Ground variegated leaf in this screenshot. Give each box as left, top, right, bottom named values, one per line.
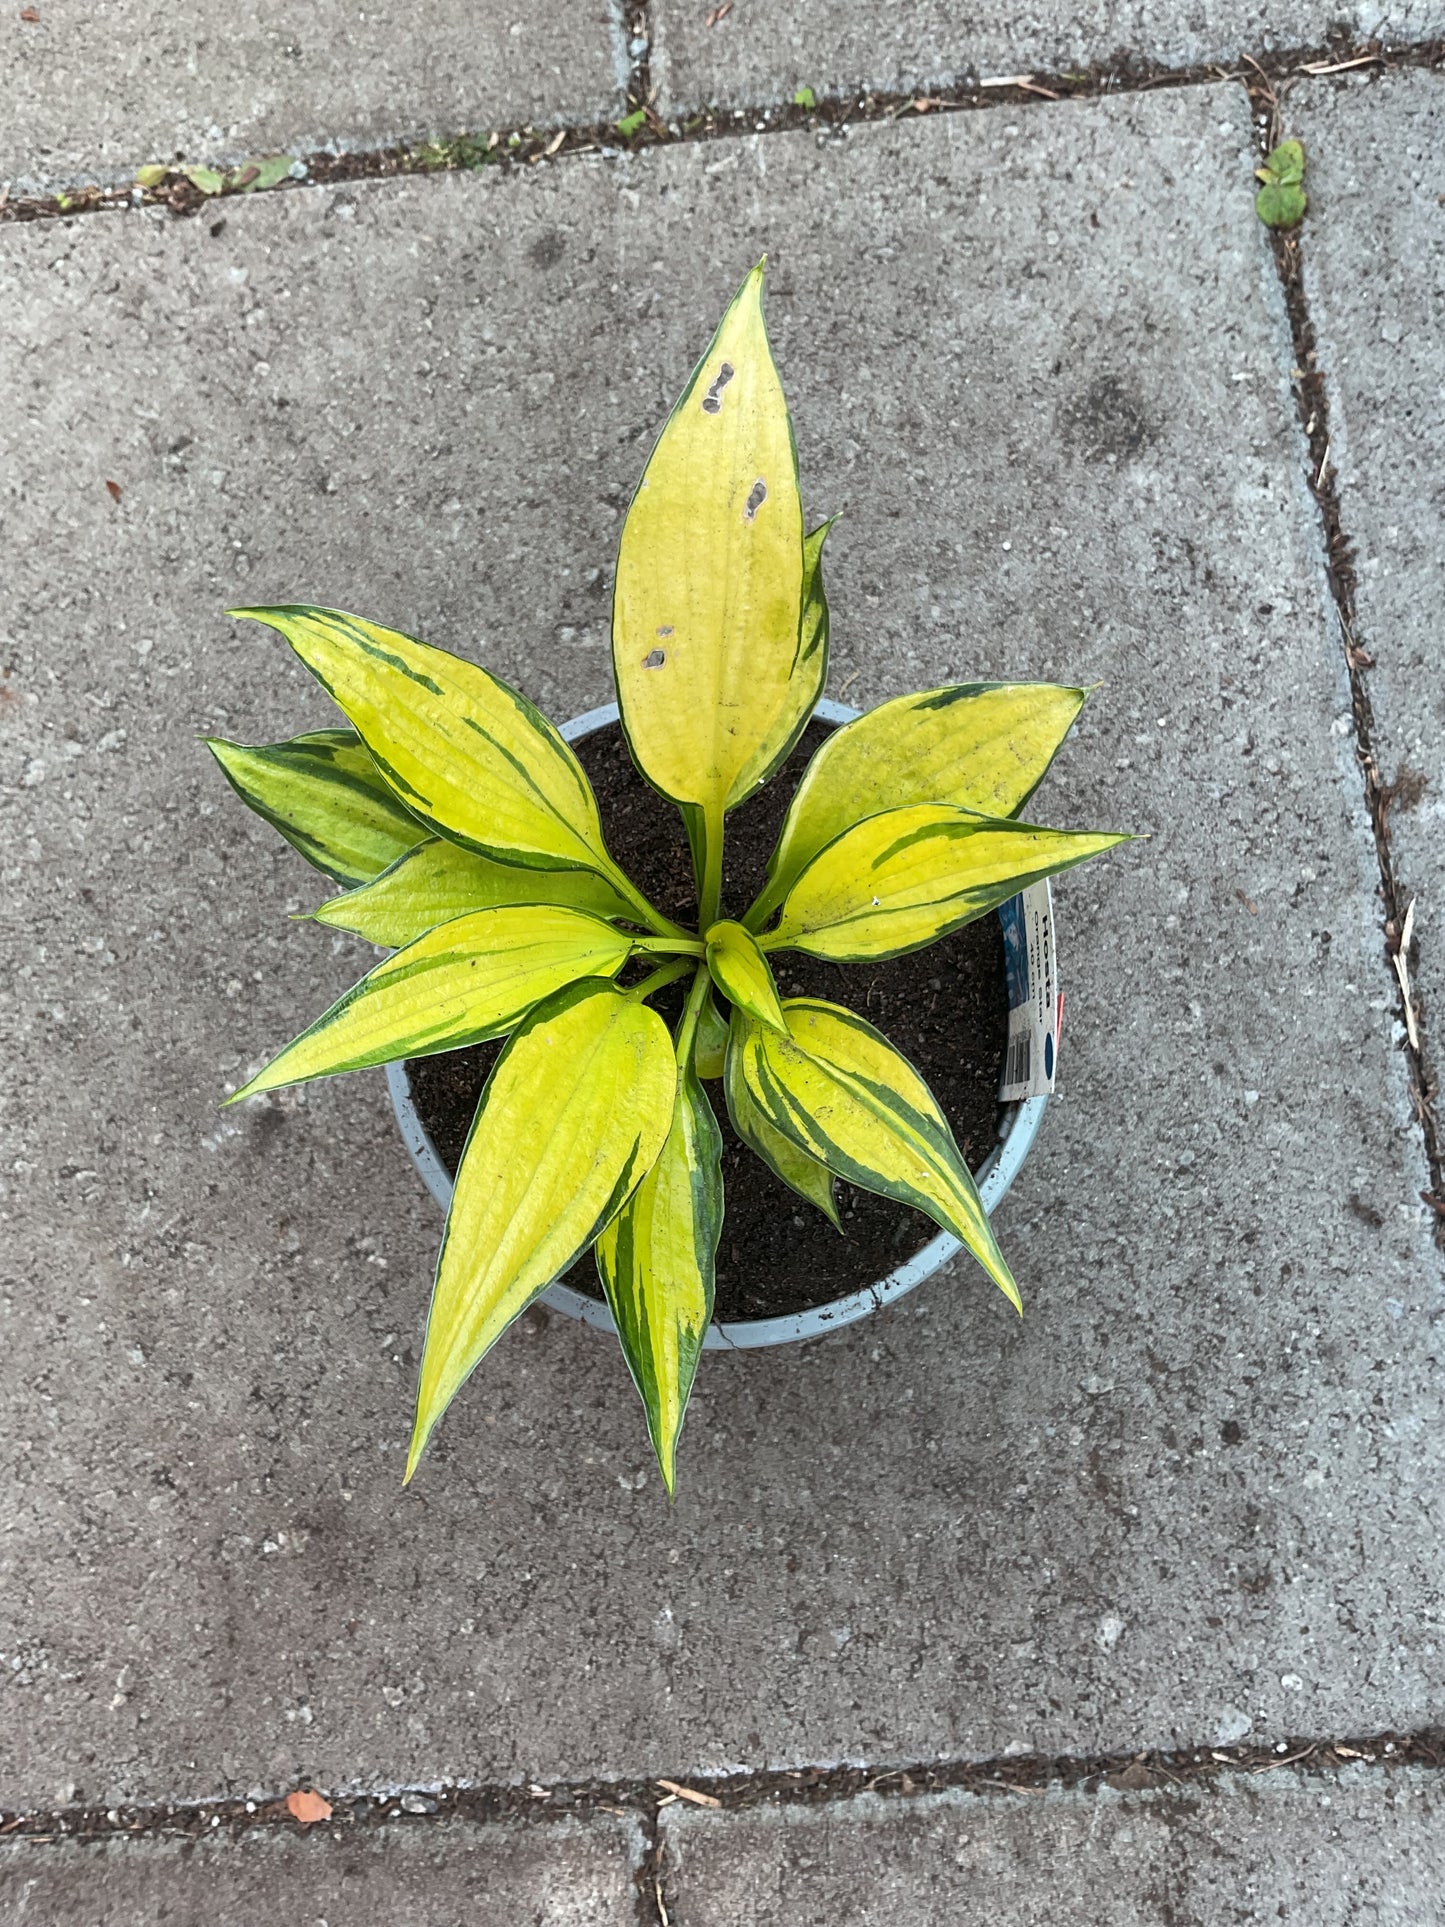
left=311, top=837, right=637, bottom=948
left=724, top=1020, right=840, bottom=1228
left=206, top=729, right=426, bottom=886
left=730, top=997, right=1019, bottom=1310
left=230, top=906, right=634, bottom=1100
left=765, top=804, right=1128, bottom=961
left=407, top=981, right=676, bottom=1477
left=231, top=605, right=626, bottom=882
left=595, top=1060, right=722, bottom=1495
left=748, top=682, right=1087, bottom=928
left=704, top=919, right=787, bottom=1031
left=612, top=263, right=804, bottom=826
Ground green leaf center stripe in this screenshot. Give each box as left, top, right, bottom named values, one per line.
left=460, top=711, right=585, bottom=821
left=347, top=625, right=444, bottom=696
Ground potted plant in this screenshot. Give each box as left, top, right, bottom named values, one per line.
left=210, top=263, right=1127, bottom=1493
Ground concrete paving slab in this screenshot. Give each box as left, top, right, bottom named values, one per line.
left=1295, top=69, right=1445, bottom=1118
left=660, top=1771, right=1445, bottom=1924
left=1, top=88, right=1440, bottom=1810
left=652, top=2, right=1445, bottom=119
left=1, top=1, right=627, bottom=194
left=0, top=1816, right=641, bottom=1925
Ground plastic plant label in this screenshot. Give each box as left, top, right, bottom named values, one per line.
left=999, top=882, right=1061, bottom=1100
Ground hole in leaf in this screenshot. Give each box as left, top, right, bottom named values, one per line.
left=701, top=362, right=735, bottom=414
left=642, top=648, right=666, bottom=669
left=744, top=478, right=767, bottom=520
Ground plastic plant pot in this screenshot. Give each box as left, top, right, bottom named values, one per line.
left=386, top=699, right=1052, bottom=1350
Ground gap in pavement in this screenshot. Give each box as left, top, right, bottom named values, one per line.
left=2, top=1729, right=1441, bottom=1846
left=1238, top=61, right=1445, bottom=1237
left=2, top=38, right=1441, bottom=225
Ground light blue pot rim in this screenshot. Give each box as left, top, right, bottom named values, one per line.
left=386, top=698, right=1049, bottom=1351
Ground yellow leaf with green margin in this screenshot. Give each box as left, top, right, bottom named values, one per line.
left=767, top=804, right=1129, bottom=961
left=230, top=605, right=637, bottom=887
left=727, top=517, right=835, bottom=806
left=311, top=836, right=636, bottom=947
left=206, top=729, right=427, bottom=886
left=612, top=262, right=804, bottom=822
left=704, top=919, right=787, bottom=1030
left=747, top=682, right=1087, bottom=929
left=730, top=997, right=1019, bottom=1310
left=407, top=982, right=676, bottom=1477
left=724, top=1020, right=840, bottom=1228
left=230, top=906, right=634, bottom=1100
left=595, top=1058, right=722, bottom=1494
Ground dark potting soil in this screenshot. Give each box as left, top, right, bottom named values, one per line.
left=405, top=718, right=1010, bottom=1323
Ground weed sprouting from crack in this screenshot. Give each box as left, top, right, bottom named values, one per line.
left=3, top=37, right=1441, bottom=225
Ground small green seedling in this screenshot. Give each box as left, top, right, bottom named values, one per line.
left=792, top=85, right=817, bottom=109
left=616, top=107, right=648, bottom=138
left=1256, top=139, right=1307, bottom=230
left=210, top=264, right=1129, bottom=1493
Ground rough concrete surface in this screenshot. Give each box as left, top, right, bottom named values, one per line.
left=1297, top=68, right=1445, bottom=1122
left=660, top=1771, right=1445, bottom=1924
left=0, top=1815, right=642, bottom=1925
left=0, top=1, right=627, bottom=193
left=2, top=89, right=1441, bottom=1810
left=651, top=1, right=1445, bottom=117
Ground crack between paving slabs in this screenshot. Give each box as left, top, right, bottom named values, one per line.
left=1239, top=64, right=1445, bottom=1243
left=1, top=1729, right=1441, bottom=1855
left=2, top=38, right=1442, bottom=224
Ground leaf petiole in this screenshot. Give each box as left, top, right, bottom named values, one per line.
left=698, top=800, right=726, bottom=930
left=626, top=960, right=693, bottom=1005
left=674, top=962, right=712, bottom=1068
left=632, top=935, right=707, bottom=958
left=603, top=863, right=692, bottom=940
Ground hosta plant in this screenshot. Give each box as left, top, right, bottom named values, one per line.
left=212, top=263, right=1127, bottom=1493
